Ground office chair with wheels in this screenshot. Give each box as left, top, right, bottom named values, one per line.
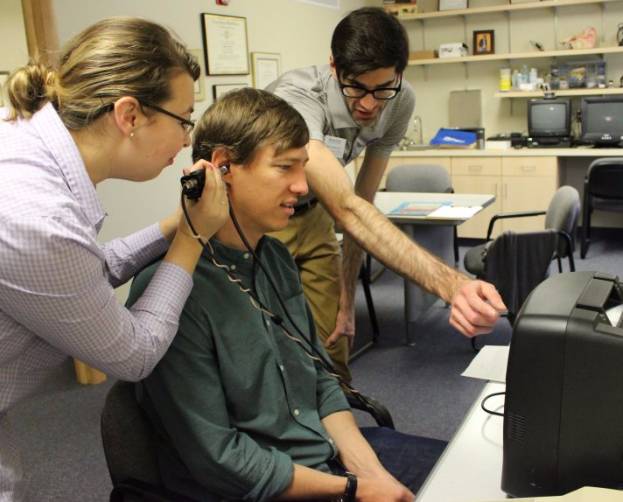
left=102, top=381, right=394, bottom=502
left=464, top=185, right=579, bottom=324
left=580, top=157, right=623, bottom=259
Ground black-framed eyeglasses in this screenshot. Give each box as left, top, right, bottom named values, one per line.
left=139, top=101, right=195, bottom=134
left=338, top=75, right=402, bottom=101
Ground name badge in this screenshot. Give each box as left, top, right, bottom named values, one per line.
left=323, top=135, right=347, bottom=160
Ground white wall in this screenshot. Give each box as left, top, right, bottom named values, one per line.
left=50, top=0, right=373, bottom=299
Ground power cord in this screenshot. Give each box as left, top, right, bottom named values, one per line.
left=480, top=391, right=505, bottom=417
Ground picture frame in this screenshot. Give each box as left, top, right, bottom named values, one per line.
left=439, top=0, right=467, bottom=11
left=212, top=83, right=247, bottom=101
left=189, top=49, right=206, bottom=102
left=201, top=13, right=249, bottom=75
left=0, top=71, right=9, bottom=107
left=251, top=52, right=281, bottom=90
left=473, top=30, right=495, bottom=55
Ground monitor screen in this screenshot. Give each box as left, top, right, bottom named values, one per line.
left=528, top=99, right=571, bottom=138
left=581, top=97, right=623, bottom=146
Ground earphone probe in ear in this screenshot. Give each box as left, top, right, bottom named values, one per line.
left=180, top=164, right=229, bottom=200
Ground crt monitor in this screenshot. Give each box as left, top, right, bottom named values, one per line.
left=527, top=98, right=571, bottom=139
left=581, top=96, right=623, bottom=147
left=502, top=271, right=623, bottom=497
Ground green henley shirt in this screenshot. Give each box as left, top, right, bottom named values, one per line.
left=128, top=236, right=350, bottom=501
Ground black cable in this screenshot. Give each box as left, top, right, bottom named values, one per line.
left=181, top=193, right=370, bottom=408
left=229, top=205, right=339, bottom=370
left=481, top=391, right=505, bottom=417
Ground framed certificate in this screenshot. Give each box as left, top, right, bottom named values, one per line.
left=212, top=83, right=247, bottom=101
left=201, top=13, right=249, bottom=75
left=189, top=50, right=206, bottom=102
left=251, top=52, right=281, bottom=90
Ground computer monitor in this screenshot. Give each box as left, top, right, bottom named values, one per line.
left=527, top=98, right=571, bottom=141
left=581, top=96, right=623, bottom=147
left=502, top=271, right=623, bottom=497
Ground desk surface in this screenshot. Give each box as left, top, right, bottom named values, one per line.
left=417, top=382, right=506, bottom=502
left=375, top=192, right=495, bottom=225
left=391, top=147, right=623, bottom=158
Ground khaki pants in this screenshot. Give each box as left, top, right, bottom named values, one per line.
left=269, top=203, right=351, bottom=382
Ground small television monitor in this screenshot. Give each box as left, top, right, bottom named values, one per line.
left=581, top=96, right=623, bottom=147
left=502, top=271, right=623, bottom=497
left=527, top=98, right=571, bottom=140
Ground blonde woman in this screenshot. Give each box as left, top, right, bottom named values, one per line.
left=0, top=18, right=228, bottom=499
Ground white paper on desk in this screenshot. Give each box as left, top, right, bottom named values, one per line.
left=428, top=205, right=481, bottom=219
left=461, top=345, right=509, bottom=383
left=474, top=486, right=623, bottom=502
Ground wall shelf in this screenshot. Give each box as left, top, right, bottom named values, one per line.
left=495, top=87, right=623, bottom=97
left=408, top=46, right=623, bottom=66
left=398, top=0, right=622, bottom=21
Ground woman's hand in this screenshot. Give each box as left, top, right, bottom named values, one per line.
left=179, top=160, right=229, bottom=240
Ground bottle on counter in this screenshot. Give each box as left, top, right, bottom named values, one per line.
left=499, top=68, right=511, bottom=91
left=511, top=69, right=520, bottom=90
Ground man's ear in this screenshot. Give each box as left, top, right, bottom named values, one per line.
left=112, top=97, right=142, bottom=137
left=329, top=55, right=338, bottom=80
left=211, top=147, right=232, bottom=181
left=211, top=147, right=230, bottom=167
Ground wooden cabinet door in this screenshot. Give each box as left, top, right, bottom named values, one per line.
left=501, top=157, right=558, bottom=233
left=452, top=175, right=502, bottom=239
left=451, top=157, right=502, bottom=239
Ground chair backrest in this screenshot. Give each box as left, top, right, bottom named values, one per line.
left=544, top=185, right=580, bottom=256
left=101, top=381, right=162, bottom=487
left=585, top=158, right=623, bottom=199
left=385, top=164, right=452, bottom=193
left=483, top=229, right=560, bottom=318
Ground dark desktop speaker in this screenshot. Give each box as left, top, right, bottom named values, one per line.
left=502, top=271, right=623, bottom=497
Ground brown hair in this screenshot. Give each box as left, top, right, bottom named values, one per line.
left=5, top=17, right=199, bottom=129
left=192, top=88, right=309, bottom=164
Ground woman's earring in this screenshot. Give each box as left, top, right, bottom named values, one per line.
left=129, top=131, right=135, bottom=139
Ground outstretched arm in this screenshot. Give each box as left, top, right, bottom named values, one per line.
left=306, top=140, right=505, bottom=337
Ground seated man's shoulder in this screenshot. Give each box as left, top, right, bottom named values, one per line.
left=127, top=258, right=162, bottom=306
left=263, top=236, right=296, bottom=266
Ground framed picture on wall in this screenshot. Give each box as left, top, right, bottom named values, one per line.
left=251, top=52, right=281, bottom=90
left=0, top=71, right=9, bottom=107
left=189, top=50, right=206, bottom=102
left=201, top=13, right=249, bottom=75
left=212, top=83, right=247, bottom=101
left=439, top=0, right=467, bottom=11
left=473, top=30, right=495, bottom=55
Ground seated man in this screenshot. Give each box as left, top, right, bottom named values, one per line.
left=129, top=88, right=446, bottom=502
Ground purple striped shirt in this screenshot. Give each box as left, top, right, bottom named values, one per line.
left=0, top=103, right=193, bottom=498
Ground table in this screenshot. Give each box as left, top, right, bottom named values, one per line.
left=376, top=148, right=623, bottom=235
left=374, top=192, right=495, bottom=344
left=417, top=382, right=507, bottom=502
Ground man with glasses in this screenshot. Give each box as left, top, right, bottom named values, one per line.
left=267, top=7, right=505, bottom=382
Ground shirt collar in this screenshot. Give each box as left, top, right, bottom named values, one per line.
left=203, top=237, right=267, bottom=277
left=31, top=103, right=106, bottom=230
